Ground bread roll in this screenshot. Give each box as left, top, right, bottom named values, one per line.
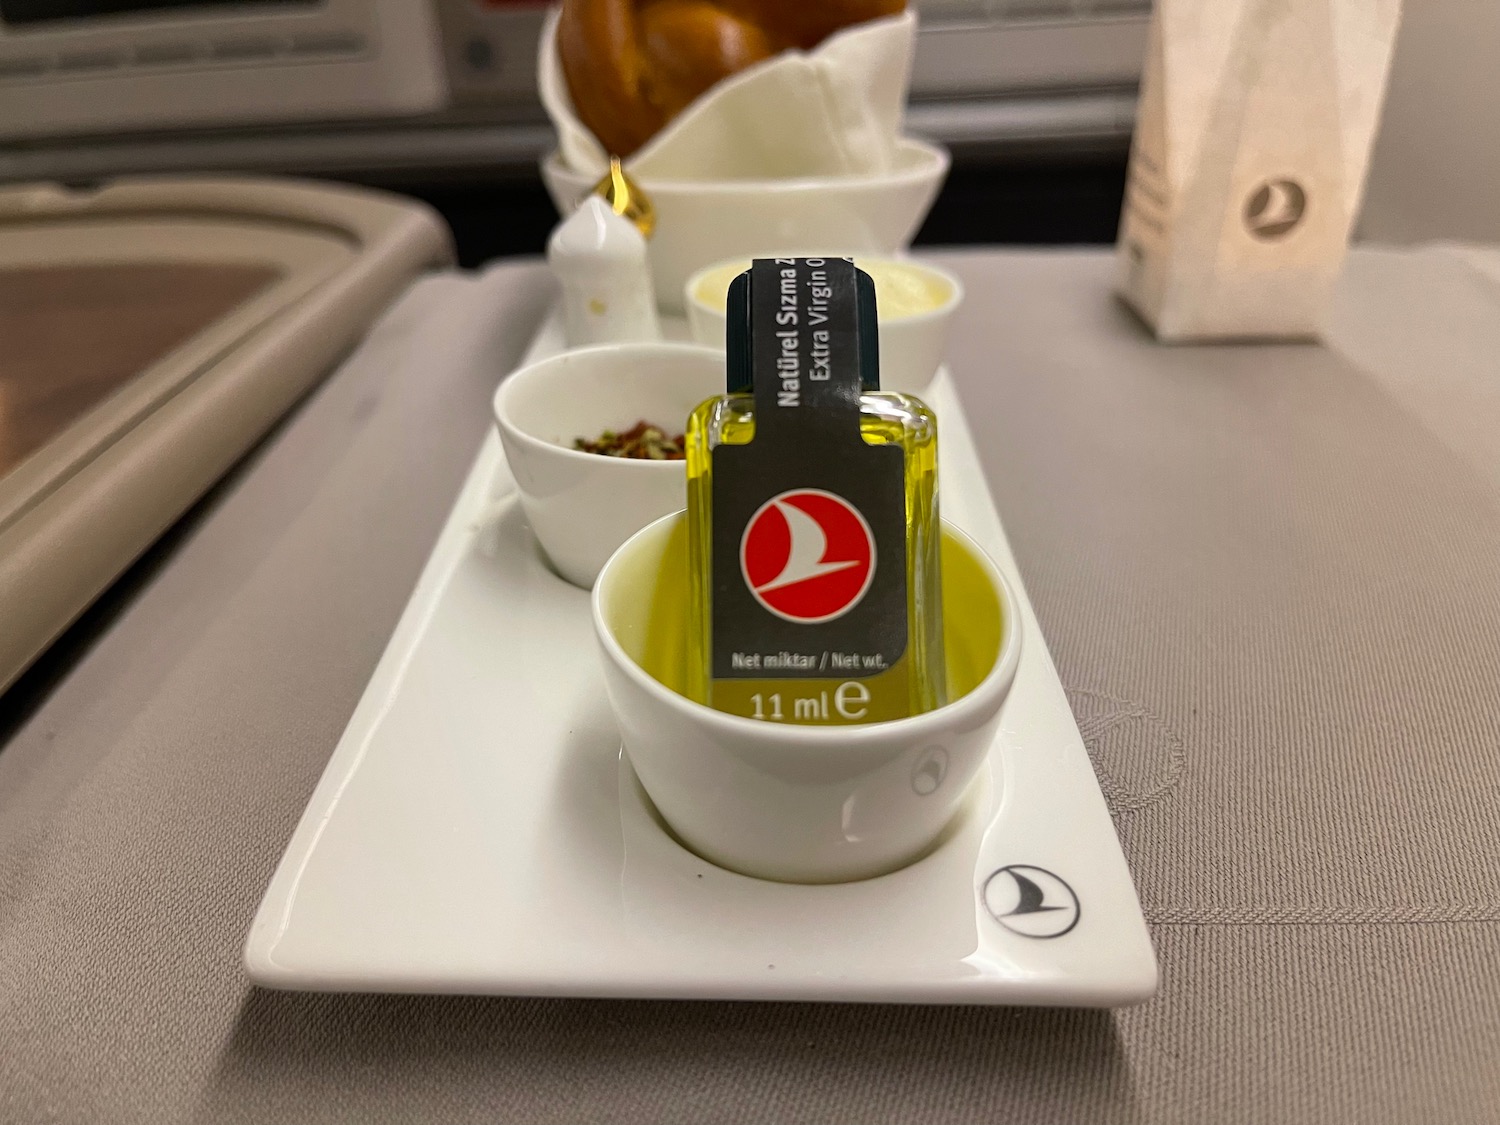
left=559, top=0, right=905, bottom=158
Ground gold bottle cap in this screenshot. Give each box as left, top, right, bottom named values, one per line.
left=591, top=157, right=656, bottom=240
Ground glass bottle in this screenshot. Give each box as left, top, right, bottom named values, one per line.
left=684, top=258, right=945, bottom=724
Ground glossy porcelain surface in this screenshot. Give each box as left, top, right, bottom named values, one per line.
left=540, top=140, right=950, bottom=313
left=594, top=513, right=1020, bottom=883
left=492, top=341, right=721, bottom=588
left=245, top=315, right=1157, bottom=1006
left=684, top=255, right=964, bottom=395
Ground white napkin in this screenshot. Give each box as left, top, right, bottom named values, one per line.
left=538, top=7, right=916, bottom=182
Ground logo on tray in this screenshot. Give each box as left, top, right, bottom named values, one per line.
left=1244, top=178, right=1307, bottom=239
left=982, top=865, right=1081, bottom=939
left=740, top=489, right=875, bottom=624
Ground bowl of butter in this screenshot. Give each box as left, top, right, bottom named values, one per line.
left=684, top=255, right=963, bottom=396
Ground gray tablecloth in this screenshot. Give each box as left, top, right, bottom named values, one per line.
left=2, top=249, right=1498, bottom=1125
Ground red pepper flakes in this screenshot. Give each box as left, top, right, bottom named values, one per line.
left=574, top=420, right=687, bottom=460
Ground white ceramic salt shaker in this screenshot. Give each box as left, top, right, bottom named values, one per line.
left=547, top=195, right=660, bottom=347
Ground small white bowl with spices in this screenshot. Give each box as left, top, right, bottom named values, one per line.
left=493, top=342, right=722, bottom=588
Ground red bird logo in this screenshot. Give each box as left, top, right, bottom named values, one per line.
left=740, top=489, right=875, bottom=623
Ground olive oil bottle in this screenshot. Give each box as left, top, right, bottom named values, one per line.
left=684, top=258, right=945, bottom=724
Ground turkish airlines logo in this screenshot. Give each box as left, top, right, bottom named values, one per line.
left=982, top=866, right=1080, bottom=939
left=1244, top=178, right=1307, bottom=240
left=740, top=489, right=875, bottom=624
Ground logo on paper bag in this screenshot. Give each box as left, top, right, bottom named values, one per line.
left=740, top=489, right=875, bottom=624
left=1244, top=178, right=1307, bottom=240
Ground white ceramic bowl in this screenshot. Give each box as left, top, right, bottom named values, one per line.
left=540, top=139, right=950, bottom=314
left=493, top=343, right=722, bottom=588
left=683, top=255, right=964, bottom=396
left=593, top=510, right=1023, bottom=884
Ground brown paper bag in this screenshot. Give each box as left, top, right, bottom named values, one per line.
left=1117, top=0, right=1402, bottom=341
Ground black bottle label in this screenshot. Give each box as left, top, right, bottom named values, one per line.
left=710, top=258, right=908, bottom=719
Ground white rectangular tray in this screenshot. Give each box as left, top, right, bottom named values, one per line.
left=245, top=315, right=1157, bottom=1005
